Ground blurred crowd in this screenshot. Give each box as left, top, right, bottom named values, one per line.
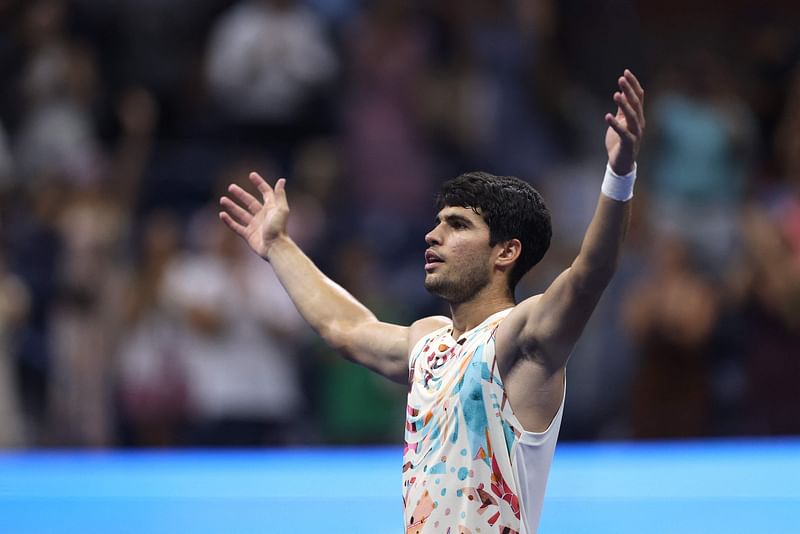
left=0, top=0, right=799, bottom=448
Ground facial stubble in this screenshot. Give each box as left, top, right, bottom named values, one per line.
left=424, top=258, right=492, bottom=304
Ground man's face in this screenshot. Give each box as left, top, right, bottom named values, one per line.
left=423, top=206, right=494, bottom=303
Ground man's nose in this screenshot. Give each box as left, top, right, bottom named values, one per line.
left=425, top=226, right=441, bottom=246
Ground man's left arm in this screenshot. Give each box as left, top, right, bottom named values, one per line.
left=497, top=70, right=645, bottom=372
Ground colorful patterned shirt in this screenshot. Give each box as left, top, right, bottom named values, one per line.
left=403, top=309, right=564, bottom=534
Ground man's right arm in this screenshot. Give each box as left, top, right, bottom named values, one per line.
left=265, top=234, right=411, bottom=382
left=219, top=173, right=443, bottom=383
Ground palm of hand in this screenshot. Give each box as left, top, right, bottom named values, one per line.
left=605, top=109, right=637, bottom=174
left=219, top=174, right=290, bottom=259
left=604, top=70, right=645, bottom=175
left=250, top=194, right=286, bottom=251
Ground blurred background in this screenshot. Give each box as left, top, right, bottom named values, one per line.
left=0, top=0, right=799, bottom=452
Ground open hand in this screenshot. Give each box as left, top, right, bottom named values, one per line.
left=605, top=69, right=645, bottom=175
left=219, top=173, right=289, bottom=259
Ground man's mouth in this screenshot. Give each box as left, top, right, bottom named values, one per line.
left=424, top=250, right=444, bottom=271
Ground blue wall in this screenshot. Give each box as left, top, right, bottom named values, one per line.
left=1, top=439, right=798, bottom=533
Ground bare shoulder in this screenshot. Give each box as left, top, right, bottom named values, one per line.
left=408, top=315, right=451, bottom=354
left=496, top=294, right=543, bottom=338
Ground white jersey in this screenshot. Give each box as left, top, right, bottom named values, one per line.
left=403, top=309, right=564, bottom=533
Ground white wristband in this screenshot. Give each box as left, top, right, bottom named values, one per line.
left=601, top=163, right=636, bottom=202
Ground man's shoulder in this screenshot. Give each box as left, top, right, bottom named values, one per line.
left=407, top=315, right=451, bottom=355
left=505, top=293, right=544, bottom=319
left=409, top=315, right=450, bottom=338
left=493, top=294, right=545, bottom=355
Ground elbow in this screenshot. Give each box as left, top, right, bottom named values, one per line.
left=320, top=320, right=370, bottom=360
left=319, top=322, right=350, bottom=353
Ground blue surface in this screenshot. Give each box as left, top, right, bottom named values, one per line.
left=0, top=439, right=798, bottom=533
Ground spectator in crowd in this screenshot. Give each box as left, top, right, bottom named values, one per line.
left=48, top=184, right=128, bottom=446
left=158, top=200, right=309, bottom=446
left=1, top=0, right=800, bottom=450
left=115, top=211, right=188, bottom=447
left=734, top=67, right=800, bottom=435
left=71, top=0, right=220, bottom=133
left=623, top=237, right=718, bottom=438
left=0, top=251, right=29, bottom=447
left=315, top=237, right=410, bottom=444
left=14, top=0, right=104, bottom=185
left=343, top=0, right=433, bottom=224
left=5, top=182, right=64, bottom=446
left=738, top=207, right=800, bottom=435
left=646, top=51, right=757, bottom=278
left=206, top=0, right=338, bottom=156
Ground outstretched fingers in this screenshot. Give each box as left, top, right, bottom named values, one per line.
left=620, top=76, right=645, bottom=128
left=614, top=91, right=641, bottom=136
left=605, top=69, right=645, bottom=174
left=624, top=69, right=645, bottom=106
left=220, top=195, right=253, bottom=226
left=227, top=183, right=263, bottom=214
left=248, top=172, right=274, bottom=201
left=622, top=70, right=646, bottom=133
left=219, top=210, right=248, bottom=237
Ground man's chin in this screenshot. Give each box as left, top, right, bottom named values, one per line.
left=423, top=275, right=443, bottom=296
left=425, top=276, right=459, bottom=302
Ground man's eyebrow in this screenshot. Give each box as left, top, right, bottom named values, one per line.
left=435, top=213, right=473, bottom=226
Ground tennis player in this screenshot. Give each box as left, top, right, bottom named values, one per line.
left=219, top=69, right=645, bottom=533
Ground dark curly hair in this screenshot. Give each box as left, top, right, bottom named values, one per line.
left=436, top=171, right=552, bottom=290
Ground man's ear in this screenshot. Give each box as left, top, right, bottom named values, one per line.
left=495, top=239, right=522, bottom=270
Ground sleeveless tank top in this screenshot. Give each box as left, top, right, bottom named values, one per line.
left=403, top=308, right=564, bottom=534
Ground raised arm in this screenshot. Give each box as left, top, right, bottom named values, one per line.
left=498, top=69, right=645, bottom=372
left=219, top=174, right=433, bottom=383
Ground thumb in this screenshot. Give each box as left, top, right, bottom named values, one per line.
left=275, top=178, right=288, bottom=205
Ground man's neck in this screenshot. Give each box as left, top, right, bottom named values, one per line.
left=448, top=288, right=515, bottom=339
